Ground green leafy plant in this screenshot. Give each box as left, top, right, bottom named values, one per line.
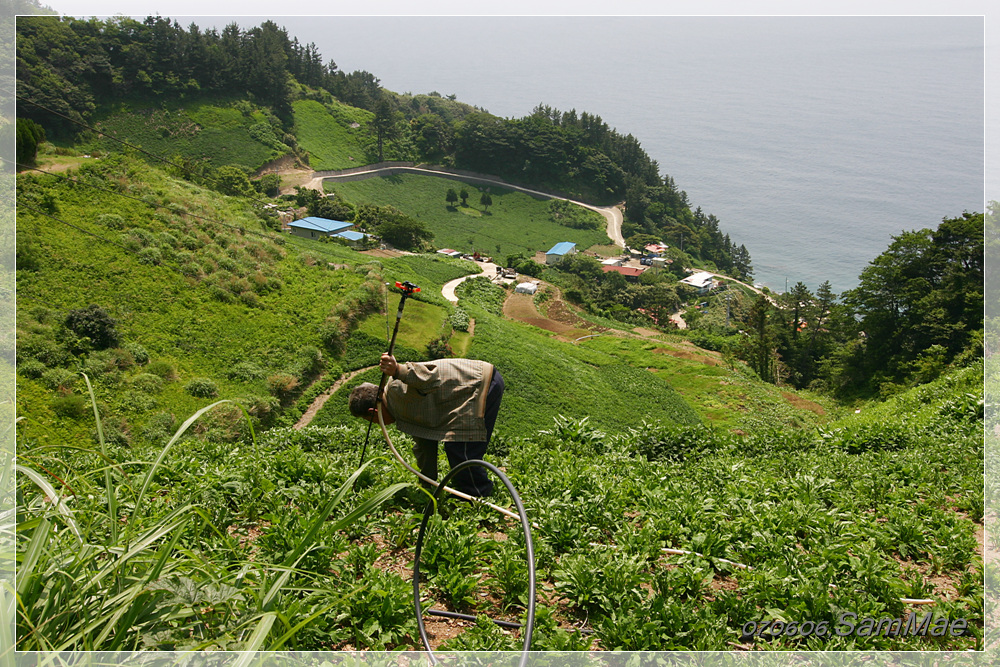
left=15, top=378, right=410, bottom=651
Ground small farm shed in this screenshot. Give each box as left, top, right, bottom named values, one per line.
left=437, top=248, right=463, bottom=258
left=333, top=230, right=368, bottom=247
left=679, top=271, right=717, bottom=295
left=515, top=282, right=539, bottom=294
left=545, top=242, right=578, bottom=265
left=288, top=217, right=354, bottom=240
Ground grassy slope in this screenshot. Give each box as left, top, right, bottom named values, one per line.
left=327, top=173, right=609, bottom=257
left=17, top=90, right=853, bottom=446
left=15, top=156, right=723, bottom=450
left=577, top=333, right=837, bottom=431
left=16, top=160, right=368, bottom=441
left=292, top=98, right=373, bottom=170
left=312, top=285, right=703, bottom=436
left=86, top=98, right=283, bottom=170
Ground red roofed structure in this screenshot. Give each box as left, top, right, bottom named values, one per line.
left=602, top=265, right=646, bottom=279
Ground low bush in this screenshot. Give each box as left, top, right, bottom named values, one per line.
left=267, top=373, right=299, bottom=399
left=146, top=359, right=178, bottom=380
left=64, top=304, right=120, bottom=351
left=226, top=361, right=267, bottom=382
left=50, top=393, right=89, bottom=419
left=449, top=307, right=470, bottom=332
left=129, top=373, right=164, bottom=394
left=184, top=377, right=218, bottom=398
left=17, top=359, right=46, bottom=379
left=41, top=367, right=76, bottom=391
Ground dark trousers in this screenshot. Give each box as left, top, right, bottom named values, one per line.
left=412, top=369, right=504, bottom=497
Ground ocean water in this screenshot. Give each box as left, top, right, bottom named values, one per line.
left=202, top=15, right=984, bottom=294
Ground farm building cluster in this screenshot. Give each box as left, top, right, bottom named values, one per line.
left=286, top=217, right=370, bottom=247
left=287, top=223, right=721, bottom=297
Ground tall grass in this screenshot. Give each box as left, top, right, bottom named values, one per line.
left=14, top=375, right=408, bottom=651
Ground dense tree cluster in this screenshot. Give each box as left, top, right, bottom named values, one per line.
left=352, top=204, right=433, bottom=251
left=15, top=15, right=383, bottom=134
left=689, top=212, right=984, bottom=399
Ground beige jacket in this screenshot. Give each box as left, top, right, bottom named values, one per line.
left=385, top=358, right=495, bottom=443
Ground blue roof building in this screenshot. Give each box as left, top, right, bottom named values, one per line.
left=288, top=217, right=354, bottom=239
left=545, top=241, right=578, bottom=265
left=333, top=230, right=369, bottom=247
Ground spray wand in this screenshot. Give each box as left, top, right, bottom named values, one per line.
left=357, top=280, right=420, bottom=471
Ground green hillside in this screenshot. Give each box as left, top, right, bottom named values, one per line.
left=84, top=97, right=290, bottom=171
left=14, top=154, right=717, bottom=452
left=12, top=13, right=985, bottom=654
left=14, top=97, right=984, bottom=657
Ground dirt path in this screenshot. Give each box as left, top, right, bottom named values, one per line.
left=293, top=366, right=374, bottom=430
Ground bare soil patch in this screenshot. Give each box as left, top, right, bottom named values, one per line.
left=780, top=392, right=826, bottom=416
left=543, top=297, right=602, bottom=333
left=362, top=248, right=407, bottom=259
left=631, top=326, right=666, bottom=338
left=503, top=291, right=594, bottom=341
left=652, top=346, right=724, bottom=367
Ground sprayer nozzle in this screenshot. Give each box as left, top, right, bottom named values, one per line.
left=395, top=281, right=421, bottom=294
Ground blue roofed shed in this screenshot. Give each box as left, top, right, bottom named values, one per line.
left=333, top=230, right=369, bottom=247
left=288, top=217, right=354, bottom=240
left=545, top=241, right=578, bottom=265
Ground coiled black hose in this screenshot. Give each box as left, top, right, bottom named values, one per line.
left=412, top=459, right=536, bottom=666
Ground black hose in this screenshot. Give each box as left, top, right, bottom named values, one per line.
left=412, top=459, right=536, bottom=666
left=427, top=608, right=523, bottom=630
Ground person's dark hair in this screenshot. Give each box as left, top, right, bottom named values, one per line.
left=349, top=382, right=379, bottom=417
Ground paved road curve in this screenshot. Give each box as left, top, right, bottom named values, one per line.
left=441, top=260, right=500, bottom=304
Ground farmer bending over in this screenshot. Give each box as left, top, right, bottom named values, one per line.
left=349, top=353, right=504, bottom=497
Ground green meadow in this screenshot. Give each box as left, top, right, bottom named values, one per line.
left=327, top=173, right=609, bottom=257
